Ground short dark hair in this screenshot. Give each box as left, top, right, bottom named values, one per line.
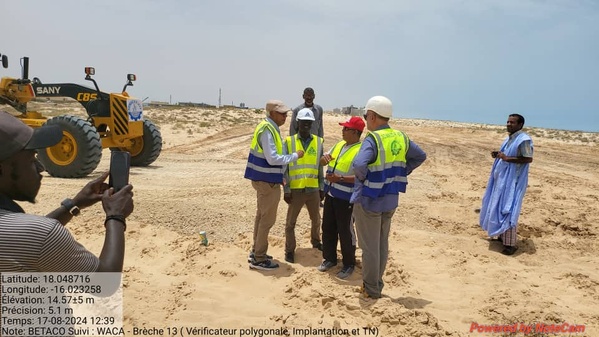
left=303, top=87, right=314, bottom=95
left=509, top=113, right=525, bottom=125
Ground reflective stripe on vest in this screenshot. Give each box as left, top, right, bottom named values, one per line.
left=363, top=128, right=409, bottom=197
left=324, top=140, right=361, bottom=200
left=286, top=134, right=322, bottom=189
left=244, top=120, right=284, bottom=183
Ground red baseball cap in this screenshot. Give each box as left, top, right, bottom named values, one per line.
left=339, top=116, right=365, bottom=132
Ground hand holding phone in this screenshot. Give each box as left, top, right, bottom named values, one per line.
left=109, top=151, right=131, bottom=192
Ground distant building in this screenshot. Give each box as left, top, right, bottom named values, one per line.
left=178, top=102, right=216, bottom=108
left=148, top=101, right=171, bottom=107
left=220, top=103, right=248, bottom=109
left=342, top=105, right=364, bottom=116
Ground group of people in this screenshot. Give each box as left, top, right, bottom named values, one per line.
left=244, top=88, right=534, bottom=299
left=0, top=88, right=533, bottom=301
left=244, top=89, right=430, bottom=299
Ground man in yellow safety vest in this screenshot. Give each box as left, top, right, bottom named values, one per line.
left=283, top=108, right=324, bottom=264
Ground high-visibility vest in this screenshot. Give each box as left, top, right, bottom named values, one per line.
left=244, top=120, right=284, bottom=183
left=286, top=134, right=322, bottom=189
left=324, top=140, right=361, bottom=201
left=362, top=128, right=409, bottom=197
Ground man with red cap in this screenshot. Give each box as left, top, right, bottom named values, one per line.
left=317, top=116, right=365, bottom=279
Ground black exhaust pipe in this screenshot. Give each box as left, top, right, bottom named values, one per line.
left=22, top=57, right=29, bottom=80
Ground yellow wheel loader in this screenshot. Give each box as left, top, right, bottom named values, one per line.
left=0, top=53, right=162, bottom=178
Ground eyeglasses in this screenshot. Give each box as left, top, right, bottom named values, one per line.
left=363, top=113, right=368, bottom=120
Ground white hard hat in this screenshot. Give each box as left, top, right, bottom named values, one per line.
left=365, top=96, right=392, bottom=119
left=296, top=108, right=315, bottom=121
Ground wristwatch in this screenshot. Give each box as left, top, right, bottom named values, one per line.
left=61, top=198, right=81, bottom=216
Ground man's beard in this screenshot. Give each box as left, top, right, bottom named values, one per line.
left=10, top=171, right=37, bottom=204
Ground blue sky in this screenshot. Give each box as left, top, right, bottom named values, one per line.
left=2, top=0, right=598, bottom=131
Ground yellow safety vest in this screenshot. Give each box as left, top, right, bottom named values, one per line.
left=286, top=134, right=322, bottom=189
left=363, top=128, right=409, bottom=197
left=324, top=140, right=361, bottom=200
left=244, top=120, right=284, bottom=183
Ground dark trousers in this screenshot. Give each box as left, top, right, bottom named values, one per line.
left=321, top=194, right=356, bottom=267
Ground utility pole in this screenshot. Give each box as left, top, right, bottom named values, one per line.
left=218, top=88, right=222, bottom=108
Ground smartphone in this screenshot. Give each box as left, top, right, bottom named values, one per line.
left=109, top=151, right=131, bottom=192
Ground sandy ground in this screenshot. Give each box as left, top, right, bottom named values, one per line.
left=23, top=103, right=599, bottom=337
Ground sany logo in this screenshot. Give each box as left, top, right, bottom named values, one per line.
left=35, top=86, right=61, bottom=95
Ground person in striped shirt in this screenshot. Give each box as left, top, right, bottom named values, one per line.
left=0, top=111, right=134, bottom=273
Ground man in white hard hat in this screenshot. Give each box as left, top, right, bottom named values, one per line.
left=244, top=100, right=304, bottom=271
left=351, top=96, right=427, bottom=299
left=283, top=108, right=325, bottom=263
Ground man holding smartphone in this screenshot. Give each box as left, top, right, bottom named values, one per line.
left=0, top=111, right=134, bottom=273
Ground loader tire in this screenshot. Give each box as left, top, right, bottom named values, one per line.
left=112, top=118, right=162, bottom=166
left=38, top=115, right=102, bottom=178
